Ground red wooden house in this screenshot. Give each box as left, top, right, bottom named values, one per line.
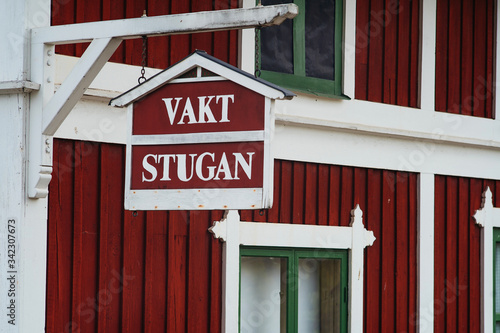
left=1, top=0, right=499, bottom=332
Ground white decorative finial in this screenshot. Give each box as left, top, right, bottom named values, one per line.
left=474, top=187, right=494, bottom=227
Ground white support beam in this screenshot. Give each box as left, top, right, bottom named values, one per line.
left=31, top=4, right=298, bottom=45
left=418, top=173, right=435, bottom=333
left=42, top=37, right=121, bottom=136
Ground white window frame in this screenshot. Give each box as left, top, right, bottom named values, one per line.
left=209, top=206, right=375, bottom=332
left=239, top=0, right=356, bottom=99
left=474, top=187, right=500, bottom=333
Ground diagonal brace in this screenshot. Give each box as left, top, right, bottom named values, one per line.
left=42, top=37, right=122, bottom=136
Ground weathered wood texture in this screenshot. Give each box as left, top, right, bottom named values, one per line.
left=46, top=139, right=418, bottom=333
left=434, top=175, right=500, bottom=332
left=51, top=0, right=239, bottom=67
left=435, top=0, right=495, bottom=118
left=355, top=0, right=420, bottom=108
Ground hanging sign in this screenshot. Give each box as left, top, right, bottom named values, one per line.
left=110, top=51, right=294, bottom=210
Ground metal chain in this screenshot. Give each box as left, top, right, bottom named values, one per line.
left=254, top=28, right=261, bottom=77
left=138, top=35, right=147, bottom=85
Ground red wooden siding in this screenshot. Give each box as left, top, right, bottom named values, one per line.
left=51, top=0, right=239, bottom=68
left=355, top=0, right=420, bottom=108
left=47, top=139, right=418, bottom=333
left=434, top=175, right=500, bottom=332
left=46, top=139, right=224, bottom=333
left=435, top=0, right=495, bottom=118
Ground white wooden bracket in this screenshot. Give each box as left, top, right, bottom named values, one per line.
left=27, top=4, right=298, bottom=198
left=474, top=187, right=500, bottom=333
left=209, top=205, right=376, bottom=333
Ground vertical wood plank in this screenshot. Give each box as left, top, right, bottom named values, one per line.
left=447, top=0, right=462, bottom=114
left=267, top=160, right=281, bottom=223
left=98, top=144, right=125, bottom=333
left=71, top=141, right=84, bottom=332
left=434, top=175, right=446, bottom=332
left=328, top=165, right=341, bottom=226
left=397, top=0, right=411, bottom=107
left=383, top=0, right=397, bottom=105
left=292, top=161, right=305, bottom=224
left=353, top=167, right=367, bottom=213
left=457, top=177, right=469, bottom=332
left=473, top=0, right=487, bottom=118
left=367, top=0, right=385, bottom=103
left=395, top=171, right=409, bottom=332
left=279, top=160, right=293, bottom=223
left=445, top=176, right=458, bottom=332
left=365, top=168, right=382, bottom=332
left=121, top=211, right=145, bottom=332
left=355, top=0, right=370, bottom=101
left=435, top=0, right=449, bottom=112
left=317, top=164, right=330, bottom=226
left=143, top=211, right=168, bottom=333
left=461, top=0, right=473, bottom=116
left=485, top=0, right=495, bottom=119
left=339, top=167, right=353, bottom=227
left=304, top=163, right=318, bottom=225
left=380, top=170, right=396, bottom=332
left=409, top=0, right=420, bottom=108
left=167, top=211, right=188, bottom=333
left=186, top=211, right=211, bottom=333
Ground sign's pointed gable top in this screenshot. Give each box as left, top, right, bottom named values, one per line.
left=110, top=50, right=295, bottom=107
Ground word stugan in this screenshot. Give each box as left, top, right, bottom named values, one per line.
left=142, top=151, right=254, bottom=182
left=131, top=142, right=264, bottom=190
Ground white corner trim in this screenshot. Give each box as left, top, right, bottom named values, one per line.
left=419, top=0, right=437, bottom=111
left=418, top=173, right=435, bottom=333
left=474, top=187, right=500, bottom=333
left=210, top=206, right=375, bottom=333
left=343, top=0, right=356, bottom=99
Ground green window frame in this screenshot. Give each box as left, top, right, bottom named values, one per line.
left=494, top=228, right=500, bottom=331
left=257, top=0, right=346, bottom=99
left=239, top=246, right=348, bottom=333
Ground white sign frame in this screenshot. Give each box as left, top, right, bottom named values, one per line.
left=112, top=51, right=294, bottom=210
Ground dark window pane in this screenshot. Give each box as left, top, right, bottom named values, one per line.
left=305, top=0, right=335, bottom=80
left=261, top=0, right=294, bottom=74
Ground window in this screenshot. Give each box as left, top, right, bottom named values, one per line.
left=257, top=0, right=345, bottom=98
left=494, top=228, right=500, bottom=332
left=240, top=247, right=348, bottom=333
